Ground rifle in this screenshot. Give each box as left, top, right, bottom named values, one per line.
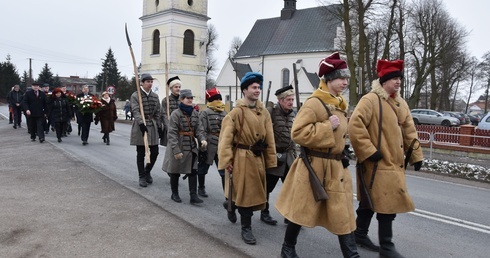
left=404, top=139, right=418, bottom=169
left=300, top=146, right=329, bottom=201
left=265, top=81, right=272, bottom=107
left=125, top=24, right=150, bottom=165
left=356, top=162, right=373, bottom=209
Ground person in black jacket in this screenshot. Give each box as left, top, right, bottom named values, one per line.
left=8, top=85, right=24, bottom=129
left=76, top=85, right=94, bottom=145
left=22, top=82, right=47, bottom=143
left=48, top=88, right=71, bottom=142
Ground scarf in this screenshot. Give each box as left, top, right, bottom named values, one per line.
left=207, top=100, right=225, bottom=112
left=102, top=97, right=110, bottom=103
left=310, top=80, right=347, bottom=110
left=179, top=102, right=194, bottom=117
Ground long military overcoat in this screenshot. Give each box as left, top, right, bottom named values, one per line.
left=348, top=79, right=423, bottom=214
left=275, top=97, right=356, bottom=235
left=218, top=99, right=277, bottom=210
left=162, top=108, right=206, bottom=174
left=129, top=90, right=161, bottom=146
left=199, top=107, right=227, bottom=165
left=266, top=105, right=296, bottom=177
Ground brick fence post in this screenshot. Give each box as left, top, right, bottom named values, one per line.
left=459, top=125, right=475, bottom=146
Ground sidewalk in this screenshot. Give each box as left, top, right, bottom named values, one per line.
left=0, top=121, right=248, bottom=257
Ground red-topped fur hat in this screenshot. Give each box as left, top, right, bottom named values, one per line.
left=205, top=87, right=222, bottom=102
left=318, top=52, right=350, bottom=81
left=377, top=59, right=404, bottom=84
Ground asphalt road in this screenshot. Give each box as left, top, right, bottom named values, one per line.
left=1, top=104, right=489, bottom=257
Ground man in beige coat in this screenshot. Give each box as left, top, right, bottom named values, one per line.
left=275, top=53, right=358, bottom=258
left=218, top=72, right=277, bottom=245
left=348, top=59, right=423, bottom=258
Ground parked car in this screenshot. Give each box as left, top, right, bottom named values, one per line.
left=477, top=112, right=490, bottom=130
left=442, top=111, right=469, bottom=125
left=468, top=114, right=480, bottom=126
left=411, top=109, right=460, bottom=127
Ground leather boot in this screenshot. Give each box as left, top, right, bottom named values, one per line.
left=189, top=175, right=203, bottom=204
left=170, top=175, right=181, bottom=203
left=338, top=232, right=361, bottom=258
left=144, top=165, right=153, bottom=184
left=355, top=208, right=379, bottom=251
left=198, top=174, right=208, bottom=197
left=137, top=159, right=148, bottom=187
left=379, top=218, right=404, bottom=258
left=261, top=211, right=278, bottom=225
left=240, top=215, right=256, bottom=245
left=223, top=200, right=237, bottom=223
left=106, top=134, right=110, bottom=145
left=280, top=222, right=301, bottom=258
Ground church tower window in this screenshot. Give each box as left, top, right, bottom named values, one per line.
left=183, top=29, right=195, bottom=55
left=282, top=68, right=290, bottom=87
left=152, top=30, right=160, bottom=55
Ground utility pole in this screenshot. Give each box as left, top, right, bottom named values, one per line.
left=28, top=58, right=32, bottom=87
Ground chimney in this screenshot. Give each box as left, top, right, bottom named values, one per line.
left=281, top=0, right=297, bottom=20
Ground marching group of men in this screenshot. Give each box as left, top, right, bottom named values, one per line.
left=5, top=52, right=422, bottom=257
left=129, top=53, right=423, bottom=258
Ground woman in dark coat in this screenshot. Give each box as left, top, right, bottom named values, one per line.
left=95, top=91, right=117, bottom=145
left=48, top=88, right=71, bottom=142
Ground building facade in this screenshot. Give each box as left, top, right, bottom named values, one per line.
left=140, top=0, right=209, bottom=104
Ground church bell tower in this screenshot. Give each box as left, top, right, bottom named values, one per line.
left=140, top=0, right=209, bottom=103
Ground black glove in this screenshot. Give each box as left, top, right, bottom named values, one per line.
left=158, top=127, right=164, bottom=138
left=413, top=161, right=422, bottom=171
left=94, top=119, right=99, bottom=125
left=342, top=158, right=350, bottom=168
left=139, top=124, right=148, bottom=136
left=367, top=151, right=383, bottom=162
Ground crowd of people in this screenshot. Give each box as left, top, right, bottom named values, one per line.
left=6, top=53, right=424, bottom=258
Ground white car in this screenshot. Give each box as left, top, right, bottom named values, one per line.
left=477, top=113, right=490, bottom=130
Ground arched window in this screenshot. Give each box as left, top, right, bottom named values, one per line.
left=152, top=30, right=160, bottom=55
left=282, top=68, right=290, bottom=87
left=155, top=0, right=159, bottom=7
left=183, top=30, right=195, bottom=55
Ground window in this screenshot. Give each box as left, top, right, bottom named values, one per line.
left=183, top=30, right=194, bottom=55
left=282, top=68, right=290, bottom=87
left=155, top=0, right=159, bottom=7
left=188, top=0, right=193, bottom=6
left=152, top=30, right=160, bottom=55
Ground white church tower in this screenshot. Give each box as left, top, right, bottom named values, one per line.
left=140, top=0, right=209, bottom=103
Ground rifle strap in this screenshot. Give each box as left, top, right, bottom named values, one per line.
left=368, top=93, right=383, bottom=190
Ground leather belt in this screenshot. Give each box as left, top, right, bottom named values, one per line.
left=305, top=148, right=343, bottom=160
left=235, top=143, right=266, bottom=151
left=179, top=131, right=194, bottom=136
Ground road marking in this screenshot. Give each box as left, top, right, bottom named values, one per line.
left=407, top=174, right=490, bottom=190
left=410, top=209, right=490, bottom=234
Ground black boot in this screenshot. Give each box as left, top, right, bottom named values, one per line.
left=198, top=174, right=208, bottom=197
left=261, top=211, right=278, bottom=225
left=106, top=134, right=110, bottom=145
left=280, top=222, right=301, bottom=258
left=189, top=175, right=203, bottom=204
left=338, top=232, right=360, bottom=258
left=240, top=215, right=256, bottom=245
left=144, top=165, right=154, bottom=184
left=137, top=159, right=148, bottom=187
left=170, top=175, right=181, bottom=203
left=379, top=216, right=404, bottom=258
left=355, top=208, right=379, bottom=252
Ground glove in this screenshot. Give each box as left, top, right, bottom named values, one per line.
left=413, top=161, right=422, bottom=171
left=200, top=140, right=208, bottom=150
left=367, top=151, right=383, bottom=162
left=328, top=115, right=340, bottom=130
left=158, top=127, right=164, bottom=138
left=94, top=119, right=99, bottom=125
left=342, top=158, right=350, bottom=168
left=139, top=124, right=148, bottom=136
left=174, top=153, right=183, bottom=160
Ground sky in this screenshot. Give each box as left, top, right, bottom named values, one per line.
left=0, top=0, right=488, bottom=88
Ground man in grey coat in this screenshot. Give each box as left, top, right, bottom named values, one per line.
left=130, top=74, right=163, bottom=187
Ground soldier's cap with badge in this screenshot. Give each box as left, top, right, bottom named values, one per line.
left=205, top=87, right=222, bottom=102
left=240, top=72, right=263, bottom=91
left=167, top=76, right=182, bottom=88
left=140, top=73, right=154, bottom=82
left=180, top=89, right=194, bottom=99
left=377, top=59, right=404, bottom=84
left=318, top=52, right=350, bottom=82
left=275, top=85, right=294, bottom=99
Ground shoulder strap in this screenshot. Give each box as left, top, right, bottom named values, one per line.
left=308, top=96, right=333, bottom=117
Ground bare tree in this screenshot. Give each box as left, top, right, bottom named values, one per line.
left=228, top=36, right=242, bottom=59
left=464, top=57, right=481, bottom=113
left=206, top=23, right=219, bottom=83
left=478, top=52, right=490, bottom=113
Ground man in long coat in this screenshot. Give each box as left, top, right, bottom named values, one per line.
left=76, top=85, right=94, bottom=145
left=130, top=74, right=163, bottom=187
left=262, top=85, right=296, bottom=226
left=348, top=59, right=423, bottom=258
left=218, top=72, right=276, bottom=245
left=275, top=53, right=358, bottom=258
left=23, top=82, right=47, bottom=143
left=160, top=76, right=181, bottom=146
